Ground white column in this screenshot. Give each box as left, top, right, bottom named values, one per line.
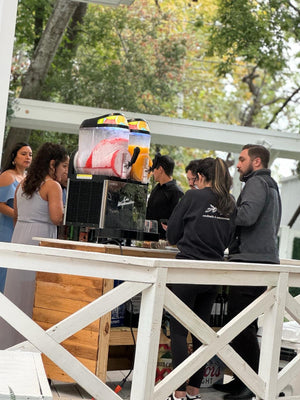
left=0, top=0, right=18, bottom=165
left=231, top=153, right=242, bottom=200
left=279, top=225, right=294, bottom=259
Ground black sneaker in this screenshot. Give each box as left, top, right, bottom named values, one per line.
left=223, top=387, right=254, bottom=400
left=213, top=379, right=245, bottom=394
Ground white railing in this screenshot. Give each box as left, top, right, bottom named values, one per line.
left=1, top=241, right=300, bottom=400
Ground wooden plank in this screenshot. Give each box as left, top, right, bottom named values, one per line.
left=109, top=327, right=170, bottom=346
left=42, top=355, right=96, bottom=383
left=36, top=271, right=104, bottom=289
left=33, top=320, right=99, bottom=361
left=96, top=279, right=114, bottom=382
left=32, top=308, right=100, bottom=332
left=34, top=293, right=90, bottom=314
left=38, top=240, right=107, bottom=254
left=59, top=341, right=98, bottom=361
left=104, top=246, right=177, bottom=259
left=35, top=281, right=103, bottom=303
left=38, top=238, right=177, bottom=259
left=34, top=320, right=99, bottom=346
left=31, top=282, right=150, bottom=353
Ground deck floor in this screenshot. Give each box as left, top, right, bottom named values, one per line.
left=50, top=371, right=229, bottom=400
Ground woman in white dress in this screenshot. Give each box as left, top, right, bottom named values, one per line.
left=0, top=142, right=69, bottom=349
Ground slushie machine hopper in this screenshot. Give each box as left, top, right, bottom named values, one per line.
left=64, top=113, right=158, bottom=242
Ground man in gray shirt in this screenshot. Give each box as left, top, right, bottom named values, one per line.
left=214, top=144, right=282, bottom=400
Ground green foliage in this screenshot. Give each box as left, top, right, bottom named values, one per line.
left=9, top=0, right=300, bottom=155
left=289, top=287, right=300, bottom=297
left=8, top=387, right=15, bottom=400
left=148, top=143, right=214, bottom=192
left=44, top=2, right=188, bottom=116
left=293, top=238, right=300, bottom=260
left=29, top=131, right=78, bottom=156
left=15, top=0, right=54, bottom=55
left=288, top=239, right=300, bottom=297
left=208, top=0, right=296, bottom=76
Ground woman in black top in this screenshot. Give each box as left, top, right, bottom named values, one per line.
left=166, top=157, right=236, bottom=400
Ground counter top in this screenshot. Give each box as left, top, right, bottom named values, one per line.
left=35, top=237, right=178, bottom=259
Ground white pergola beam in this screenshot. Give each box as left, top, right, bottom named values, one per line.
left=0, top=0, right=18, bottom=161
left=9, top=98, right=300, bottom=160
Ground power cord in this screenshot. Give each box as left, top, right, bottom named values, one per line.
left=97, top=237, right=124, bottom=254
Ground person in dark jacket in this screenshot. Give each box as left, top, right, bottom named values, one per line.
left=165, top=157, right=236, bottom=400
left=213, top=144, right=282, bottom=400
left=185, top=159, right=201, bottom=189
left=146, top=153, right=184, bottom=239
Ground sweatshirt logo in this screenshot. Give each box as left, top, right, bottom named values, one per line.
left=203, top=204, right=230, bottom=221
left=205, top=204, right=218, bottom=214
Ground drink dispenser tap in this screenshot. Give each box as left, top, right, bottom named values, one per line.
left=127, top=146, right=141, bottom=168
left=128, top=119, right=152, bottom=183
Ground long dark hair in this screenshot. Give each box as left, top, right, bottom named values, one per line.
left=197, top=157, right=235, bottom=216
left=1, top=142, right=30, bottom=173
left=23, top=142, right=68, bottom=197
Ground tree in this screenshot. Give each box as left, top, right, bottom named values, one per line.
left=6, top=0, right=195, bottom=171
left=206, top=0, right=300, bottom=129
left=3, top=0, right=86, bottom=166
left=6, top=0, right=300, bottom=181
left=206, top=0, right=300, bottom=227
left=45, top=1, right=191, bottom=115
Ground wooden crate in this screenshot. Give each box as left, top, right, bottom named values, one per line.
left=33, top=239, right=176, bottom=382
left=33, top=271, right=108, bottom=383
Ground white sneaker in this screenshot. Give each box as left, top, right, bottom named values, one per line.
left=186, top=394, right=201, bottom=400
left=166, top=393, right=186, bottom=400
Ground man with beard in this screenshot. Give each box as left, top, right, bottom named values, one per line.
left=213, top=144, right=282, bottom=400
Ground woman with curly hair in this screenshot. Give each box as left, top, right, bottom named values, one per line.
left=0, top=142, right=69, bottom=349
left=11, top=142, right=69, bottom=245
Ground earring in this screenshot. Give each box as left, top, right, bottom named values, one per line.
left=12, top=161, right=15, bottom=166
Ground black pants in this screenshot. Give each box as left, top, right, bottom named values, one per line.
left=169, top=284, right=218, bottom=391
left=227, top=285, right=266, bottom=375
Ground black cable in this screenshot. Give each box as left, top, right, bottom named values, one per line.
left=98, top=238, right=123, bottom=254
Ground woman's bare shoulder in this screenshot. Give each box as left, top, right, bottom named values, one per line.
left=43, top=179, right=62, bottom=192
left=0, top=170, right=15, bottom=187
